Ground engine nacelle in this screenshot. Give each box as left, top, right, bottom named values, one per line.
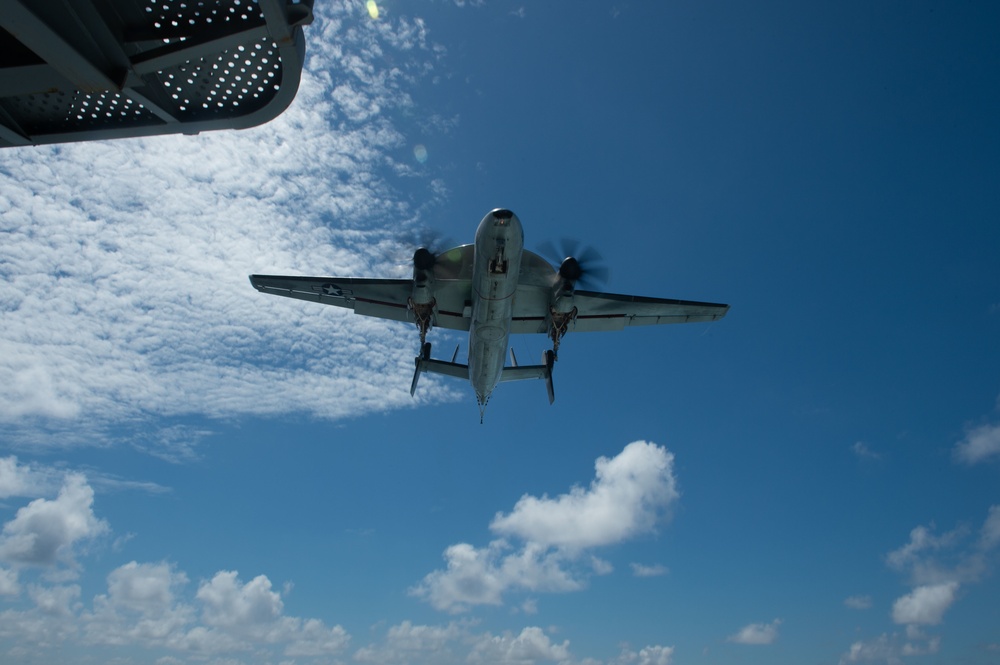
left=411, top=247, right=436, bottom=305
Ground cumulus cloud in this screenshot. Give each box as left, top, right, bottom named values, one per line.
left=610, top=644, right=676, bottom=665
left=0, top=456, right=678, bottom=664
left=412, top=540, right=585, bottom=613
left=354, top=620, right=469, bottom=663
left=954, top=423, right=1000, bottom=464
left=82, top=560, right=193, bottom=648
left=355, top=621, right=582, bottom=665
left=491, top=441, right=678, bottom=550
left=413, top=442, right=679, bottom=612
left=467, top=627, right=570, bottom=665
left=0, top=562, right=347, bottom=660
left=727, top=618, right=781, bottom=645
left=0, top=473, right=108, bottom=570
left=0, top=2, right=457, bottom=449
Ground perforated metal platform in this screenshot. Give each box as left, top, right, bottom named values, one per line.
left=0, top=0, right=313, bottom=147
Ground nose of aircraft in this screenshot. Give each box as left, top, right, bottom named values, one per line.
left=476, top=208, right=523, bottom=244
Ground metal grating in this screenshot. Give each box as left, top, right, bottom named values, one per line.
left=0, top=0, right=313, bottom=147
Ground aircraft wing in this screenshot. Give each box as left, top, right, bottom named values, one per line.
left=248, top=275, right=474, bottom=331
left=510, top=287, right=729, bottom=334
left=569, top=291, right=729, bottom=331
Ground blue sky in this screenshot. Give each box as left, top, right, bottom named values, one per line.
left=1, top=1, right=998, bottom=664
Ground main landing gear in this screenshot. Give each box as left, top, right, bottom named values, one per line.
left=547, top=306, right=577, bottom=360
left=409, top=297, right=435, bottom=346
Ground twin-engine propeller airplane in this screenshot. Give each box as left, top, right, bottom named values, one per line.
left=250, top=209, right=729, bottom=419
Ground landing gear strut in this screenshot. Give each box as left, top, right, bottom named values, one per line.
left=548, top=306, right=577, bottom=360
left=409, top=298, right=435, bottom=346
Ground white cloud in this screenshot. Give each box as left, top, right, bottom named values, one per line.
left=630, top=563, right=668, bottom=578
left=106, top=561, right=184, bottom=613
left=0, top=473, right=108, bottom=569
left=354, top=620, right=468, bottom=663
left=82, top=564, right=350, bottom=657
left=891, top=582, right=958, bottom=625
left=355, top=621, right=580, bottom=665
left=411, top=540, right=583, bottom=613
left=839, top=629, right=941, bottom=665
left=851, top=441, right=881, bottom=460
left=413, top=442, right=679, bottom=612
left=197, top=571, right=284, bottom=629
left=611, top=644, right=676, bottom=665
left=467, top=626, right=570, bottom=665
left=844, top=507, right=1000, bottom=662
left=840, top=633, right=902, bottom=665
left=727, top=618, right=781, bottom=645
left=954, top=423, right=1000, bottom=464
left=887, top=507, right=1000, bottom=586
left=844, top=594, right=872, bottom=610
left=0, top=567, right=20, bottom=596
left=28, top=583, right=81, bottom=617
left=0, top=2, right=457, bottom=449
left=0, top=456, right=62, bottom=499
left=980, top=505, right=1000, bottom=550
left=84, top=561, right=193, bottom=647
left=491, top=442, right=678, bottom=550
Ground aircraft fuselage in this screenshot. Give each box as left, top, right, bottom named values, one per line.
left=468, top=209, right=523, bottom=404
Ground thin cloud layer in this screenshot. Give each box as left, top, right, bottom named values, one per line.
left=0, top=3, right=456, bottom=448
left=844, top=595, right=873, bottom=610
left=630, top=563, right=668, bottom=578
left=413, top=442, right=679, bottom=613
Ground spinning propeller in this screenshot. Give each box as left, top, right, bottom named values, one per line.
left=412, top=246, right=436, bottom=271
left=537, top=238, right=611, bottom=289
left=378, top=227, right=453, bottom=275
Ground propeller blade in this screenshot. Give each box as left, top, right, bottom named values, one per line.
left=537, top=237, right=610, bottom=289
left=379, top=227, right=453, bottom=271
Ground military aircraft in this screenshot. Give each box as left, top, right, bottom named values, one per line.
left=250, top=209, right=728, bottom=418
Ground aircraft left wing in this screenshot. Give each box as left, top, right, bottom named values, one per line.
left=248, top=275, right=474, bottom=330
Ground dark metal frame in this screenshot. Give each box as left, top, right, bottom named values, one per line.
left=0, top=0, right=313, bottom=147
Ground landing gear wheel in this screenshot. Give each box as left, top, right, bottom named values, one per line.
left=420, top=342, right=431, bottom=360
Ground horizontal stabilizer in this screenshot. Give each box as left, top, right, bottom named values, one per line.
left=410, top=342, right=469, bottom=397
left=499, top=365, right=549, bottom=382
left=499, top=349, right=556, bottom=404
left=419, top=357, right=470, bottom=380
left=411, top=342, right=468, bottom=396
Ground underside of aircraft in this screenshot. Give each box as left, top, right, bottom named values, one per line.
left=250, top=209, right=729, bottom=419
